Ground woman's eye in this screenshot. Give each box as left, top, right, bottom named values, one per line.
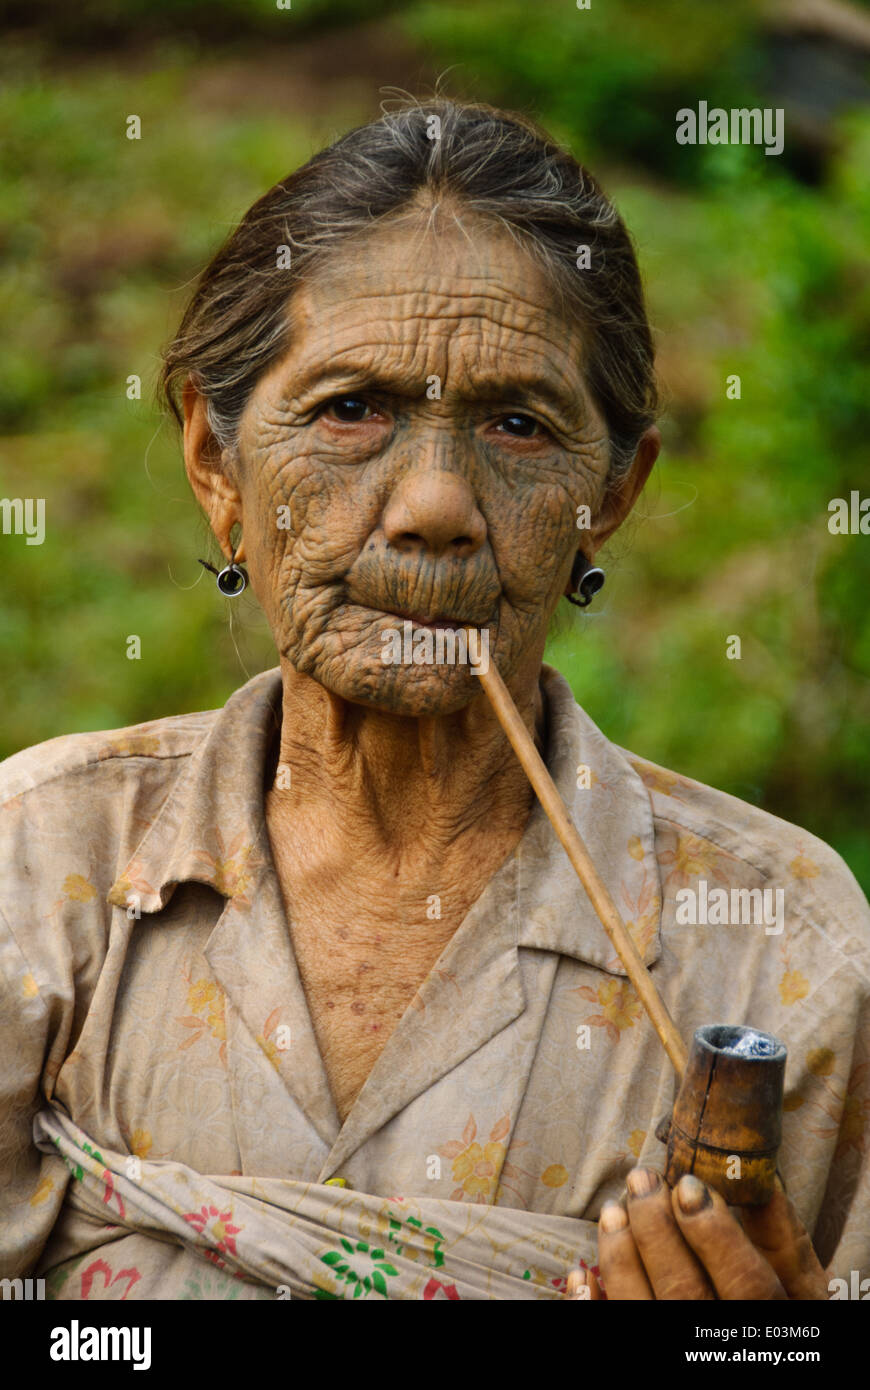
left=324, top=396, right=375, bottom=423
left=497, top=413, right=542, bottom=438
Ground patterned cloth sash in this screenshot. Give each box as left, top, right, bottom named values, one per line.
left=34, top=1105, right=599, bottom=1300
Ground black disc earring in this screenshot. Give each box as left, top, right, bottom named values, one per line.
left=198, top=546, right=248, bottom=597
left=566, top=552, right=605, bottom=608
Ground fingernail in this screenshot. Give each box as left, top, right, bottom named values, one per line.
left=566, top=1268, right=588, bottom=1295
left=677, top=1175, right=712, bottom=1215
left=599, top=1201, right=629, bottom=1233
left=626, top=1167, right=661, bottom=1198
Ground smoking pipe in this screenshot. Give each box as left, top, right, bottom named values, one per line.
left=474, top=656, right=786, bottom=1206
left=656, top=1023, right=786, bottom=1205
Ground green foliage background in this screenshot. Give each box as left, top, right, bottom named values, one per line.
left=1, top=0, right=868, bottom=889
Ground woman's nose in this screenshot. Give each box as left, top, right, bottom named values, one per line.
left=383, top=470, right=487, bottom=558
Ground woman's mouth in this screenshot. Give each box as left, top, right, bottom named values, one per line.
left=378, top=607, right=490, bottom=632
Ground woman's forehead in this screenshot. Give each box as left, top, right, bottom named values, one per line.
left=294, top=211, right=563, bottom=316
left=274, top=215, right=590, bottom=408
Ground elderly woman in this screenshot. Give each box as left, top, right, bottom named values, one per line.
left=1, top=100, right=867, bottom=1303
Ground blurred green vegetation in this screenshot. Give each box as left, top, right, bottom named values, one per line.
left=1, top=1, right=868, bottom=890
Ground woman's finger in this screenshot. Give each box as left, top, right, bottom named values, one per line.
left=623, top=1168, right=715, bottom=1300
left=739, top=1177, right=829, bottom=1300
left=671, top=1175, right=788, bottom=1300
left=597, top=1194, right=655, bottom=1300
left=565, top=1265, right=604, bottom=1300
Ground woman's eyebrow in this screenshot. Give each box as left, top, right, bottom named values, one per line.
left=462, top=376, right=585, bottom=420
left=289, top=363, right=418, bottom=399
left=288, top=361, right=584, bottom=419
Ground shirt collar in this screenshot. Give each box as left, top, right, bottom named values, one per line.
left=107, top=668, right=283, bottom=915
left=108, top=664, right=661, bottom=974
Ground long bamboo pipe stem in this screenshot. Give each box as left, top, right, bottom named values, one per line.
left=475, top=657, right=688, bottom=1079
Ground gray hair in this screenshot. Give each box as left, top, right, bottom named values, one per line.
left=160, top=97, right=658, bottom=487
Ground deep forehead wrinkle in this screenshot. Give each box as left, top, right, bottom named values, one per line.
left=293, top=279, right=569, bottom=340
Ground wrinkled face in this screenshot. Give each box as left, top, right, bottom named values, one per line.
left=232, top=213, right=613, bottom=714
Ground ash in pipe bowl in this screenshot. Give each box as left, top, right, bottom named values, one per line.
left=717, top=1028, right=782, bottom=1059
left=662, top=1024, right=787, bottom=1206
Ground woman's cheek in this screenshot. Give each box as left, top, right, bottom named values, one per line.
left=498, top=491, right=576, bottom=605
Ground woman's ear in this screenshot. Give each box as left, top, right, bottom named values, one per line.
left=182, top=378, right=243, bottom=559
left=590, top=425, right=660, bottom=550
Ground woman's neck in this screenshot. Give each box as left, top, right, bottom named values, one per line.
left=265, top=656, right=546, bottom=876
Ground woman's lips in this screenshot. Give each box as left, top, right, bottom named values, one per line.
left=380, top=608, right=480, bottom=630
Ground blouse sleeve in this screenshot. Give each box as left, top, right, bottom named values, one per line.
left=806, top=978, right=870, bottom=1284
left=0, top=900, right=72, bottom=1278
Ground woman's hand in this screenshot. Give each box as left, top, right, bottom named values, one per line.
left=565, top=1169, right=829, bottom=1301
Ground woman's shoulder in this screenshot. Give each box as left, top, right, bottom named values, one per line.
left=622, top=745, right=854, bottom=876
left=621, top=746, right=870, bottom=972
left=0, top=706, right=217, bottom=810
left=544, top=667, right=867, bottom=939
left=0, top=707, right=220, bottom=936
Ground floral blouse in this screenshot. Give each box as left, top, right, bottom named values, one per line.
left=0, top=664, right=867, bottom=1299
